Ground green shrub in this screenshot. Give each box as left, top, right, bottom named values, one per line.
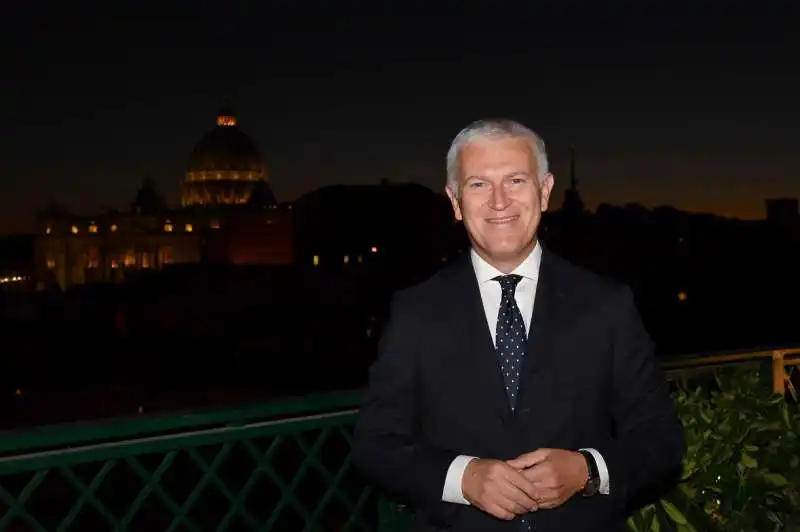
left=628, top=370, right=800, bottom=532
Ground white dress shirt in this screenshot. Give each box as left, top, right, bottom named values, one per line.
left=441, top=244, right=611, bottom=504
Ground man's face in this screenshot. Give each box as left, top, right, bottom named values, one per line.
left=446, top=136, right=554, bottom=271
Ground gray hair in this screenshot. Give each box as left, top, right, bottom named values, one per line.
left=446, top=118, right=549, bottom=195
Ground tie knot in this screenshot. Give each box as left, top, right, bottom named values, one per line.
left=493, top=274, right=523, bottom=293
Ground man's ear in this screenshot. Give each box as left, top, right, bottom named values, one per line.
left=445, top=184, right=463, bottom=221
left=539, top=173, right=554, bottom=212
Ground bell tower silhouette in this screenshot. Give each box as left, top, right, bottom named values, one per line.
left=562, top=145, right=585, bottom=215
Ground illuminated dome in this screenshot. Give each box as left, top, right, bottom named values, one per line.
left=181, top=104, right=274, bottom=207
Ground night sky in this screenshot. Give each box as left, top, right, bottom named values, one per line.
left=1, top=2, right=797, bottom=234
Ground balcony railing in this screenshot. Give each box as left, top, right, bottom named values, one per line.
left=661, top=346, right=799, bottom=394
left=0, top=347, right=797, bottom=531
left=0, top=392, right=372, bottom=532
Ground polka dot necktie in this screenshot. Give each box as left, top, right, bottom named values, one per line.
left=494, top=274, right=527, bottom=411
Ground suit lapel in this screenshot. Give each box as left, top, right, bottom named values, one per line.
left=449, top=253, right=514, bottom=422
left=517, top=247, right=569, bottom=411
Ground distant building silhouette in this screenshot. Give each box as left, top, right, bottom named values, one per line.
left=561, top=145, right=586, bottom=216
left=292, top=182, right=459, bottom=279
left=765, top=198, right=799, bottom=228
left=34, top=103, right=292, bottom=289
left=182, top=100, right=274, bottom=207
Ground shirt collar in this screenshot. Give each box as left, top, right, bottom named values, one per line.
left=470, top=242, right=542, bottom=285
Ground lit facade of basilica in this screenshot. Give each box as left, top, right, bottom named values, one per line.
left=35, top=105, right=293, bottom=289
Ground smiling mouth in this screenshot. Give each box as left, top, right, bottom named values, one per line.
left=485, top=215, right=519, bottom=225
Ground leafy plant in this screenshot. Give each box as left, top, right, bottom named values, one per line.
left=628, top=369, right=800, bottom=532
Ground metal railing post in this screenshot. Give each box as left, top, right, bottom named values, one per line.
left=772, top=350, right=786, bottom=395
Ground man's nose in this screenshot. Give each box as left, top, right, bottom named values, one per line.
left=489, top=185, right=510, bottom=210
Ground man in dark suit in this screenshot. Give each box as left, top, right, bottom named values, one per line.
left=353, top=119, right=685, bottom=531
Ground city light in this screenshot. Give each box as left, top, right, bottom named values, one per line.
left=0, top=275, right=28, bottom=284
left=216, top=114, right=237, bottom=127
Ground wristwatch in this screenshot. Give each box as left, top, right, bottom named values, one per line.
left=578, top=450, right=600, bottom=497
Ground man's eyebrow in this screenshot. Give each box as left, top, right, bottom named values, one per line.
left=465, top=171, right=530, bottom=180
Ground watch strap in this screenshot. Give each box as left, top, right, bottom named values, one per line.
left=578, top=450, right=600, bottom=496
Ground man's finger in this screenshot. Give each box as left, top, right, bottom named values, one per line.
left=498, top=480, right=539, bottom=512
left=501, top=497, right=531, bottom=516
left=487, top=503, right=515, bottom=521
left=537, top=496, right=563, bottom=510
left=505, top=467, right=539, bottom=498
left=530, top=487, right=558, bottom=503
left=507, top=449, right=551, bottom=469
left=519, top=461, right=554, bottom=484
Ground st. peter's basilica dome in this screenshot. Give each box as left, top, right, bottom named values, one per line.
left=181, top=104, right=274, bottom=207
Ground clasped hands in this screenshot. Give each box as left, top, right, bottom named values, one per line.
left=461, top=449, right=589, bottom=521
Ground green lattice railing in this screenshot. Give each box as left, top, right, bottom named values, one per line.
left=0, top=391, right=388, bottom=532
left=1, top=346, right=797, bottom=532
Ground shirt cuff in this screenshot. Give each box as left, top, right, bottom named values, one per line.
left=441, top=455, right=478, bottom=504
left=580, top=448, right=610, bottom=495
